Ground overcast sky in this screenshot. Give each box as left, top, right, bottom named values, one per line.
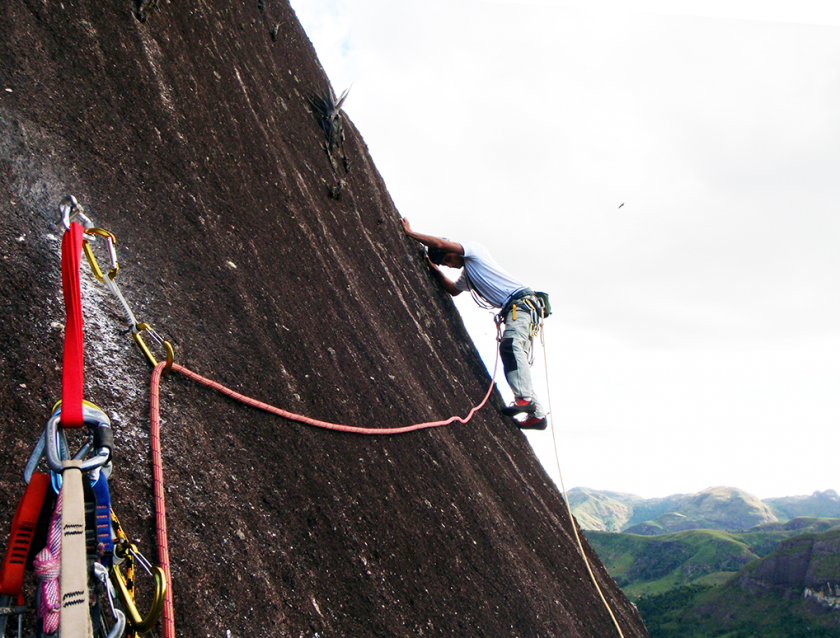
left=289, top=0, right=840, bottom=500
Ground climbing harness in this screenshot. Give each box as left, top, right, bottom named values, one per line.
left=495, top=289, right=549, bottom=367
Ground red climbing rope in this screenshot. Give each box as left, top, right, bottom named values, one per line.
left=149, top=362, right=174, bottom=638
left=165, top=362, right=497, bottom=434
left=148, top=347, right=499, bottom=638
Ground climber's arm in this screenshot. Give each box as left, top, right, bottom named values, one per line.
left=401, top=218, right=463, bottom=255
left=425, top=256, right=463, bottom=297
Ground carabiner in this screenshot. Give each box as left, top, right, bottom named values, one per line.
left=133, top=323, right=174, bottom=373
left=59, top=195, right=94, bottom=231
left=0, top=594, right=26, bottom=637
left=23, top=422, right=71, bottom=485
left=44, top=401, right=113, bottom=474
left=93, top=562, right=127, bottom=638
left=112, top=542, right=166, bottom=635
left=83, top=227, right=120, bottom=282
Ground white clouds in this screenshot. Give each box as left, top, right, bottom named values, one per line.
left=290, top=0, right=840, bottom=498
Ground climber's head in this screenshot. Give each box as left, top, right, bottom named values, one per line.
left=428, top=247, right=464, bottom=269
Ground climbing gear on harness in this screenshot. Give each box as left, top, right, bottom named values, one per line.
left=496, top=288, right=550, bottom=370
left=0, top=195, right=170, bottom=638
left=499, top=288, right=531, bottom=317
left=111, top=540, right=166, bottom=635
left=534, top=291, right=551, bottom=317
left=500, top=398, right=537, bottom=417
left=92, top=562, right=127, bottom=638
left=0, top=472, right=50, bottom=606
left=43, top=400, right=113, bottom=475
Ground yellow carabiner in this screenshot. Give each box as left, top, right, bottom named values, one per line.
left=112, top=543, right=167, bottom=635
left=133, top=323, right=174, bottom=373
left=512, top=303, right=517, bottom=322
left=82, top=227, right=120, bottom=282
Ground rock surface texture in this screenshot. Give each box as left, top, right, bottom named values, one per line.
left=0, top=1, right=649, bottom=636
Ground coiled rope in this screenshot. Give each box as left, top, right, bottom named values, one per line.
left=149, top=345, right=500, bottom=638
left=540, top=325, right=626, bottom=638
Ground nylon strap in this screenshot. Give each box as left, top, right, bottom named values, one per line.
left=61, top=223, right=85, bottom=428
left=59, top=461, right=93, bottom=637
left=0, top=472, right=50, bottom=602
left=91, top=473, right=114, bottom=562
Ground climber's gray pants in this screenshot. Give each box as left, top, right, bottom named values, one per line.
left=500, top=307, right=546, bottom=418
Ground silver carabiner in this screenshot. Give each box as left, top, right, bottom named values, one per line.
left=59, top=195, right=94, bottom=231
left=93, top=562, right=127, bottom=638
left=44, top=402, right=113, bottom=474
left=24, top=426, right=72, bottom=484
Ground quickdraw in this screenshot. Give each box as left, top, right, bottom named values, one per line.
left=110, top=512, right=166, bottom=637
left=70, top=196, right=174, bottom=373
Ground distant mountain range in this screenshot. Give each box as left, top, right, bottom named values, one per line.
left=569, top=486, right=840, bottom=534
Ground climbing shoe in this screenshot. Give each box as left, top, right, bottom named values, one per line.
left=518, top=415, right=548, bottom=431
left=501, top=398, right=537, bottom=417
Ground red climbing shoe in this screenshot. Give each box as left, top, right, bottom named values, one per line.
left=518, top=415, right=547, bottom=430
left=500, top=398, right=537, bottom=417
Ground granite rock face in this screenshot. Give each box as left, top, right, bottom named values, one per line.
left=0, top=1, right=648, bottom=636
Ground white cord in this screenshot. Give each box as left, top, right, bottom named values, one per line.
left=540, top=324, right=626, bottom=638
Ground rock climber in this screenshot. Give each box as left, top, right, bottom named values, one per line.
left=402, top=218, right=548, bottom=430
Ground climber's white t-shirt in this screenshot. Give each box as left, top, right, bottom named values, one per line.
left=453, top=240, right=527, bottom=308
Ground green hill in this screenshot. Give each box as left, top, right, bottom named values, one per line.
left=584, top=518, right=840, bottom=599
left=587, top=520, right=840, bottom=637
left=585, top=529, right=757, bottom=598
left=765, top=489, right=840, bottom=521
left=567, top=487, right=685, bottom=532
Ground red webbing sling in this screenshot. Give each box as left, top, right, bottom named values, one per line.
left=0, top=473, right=50, bottom=604
left=60, top=222, right=85, bottom=428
